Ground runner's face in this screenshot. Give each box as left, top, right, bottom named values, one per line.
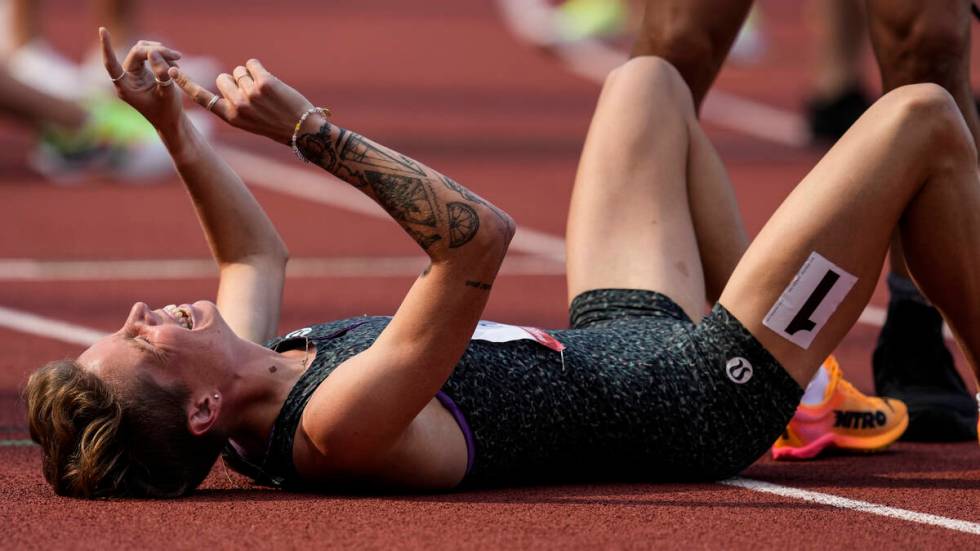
left=78, top=301, right=237, bottom=390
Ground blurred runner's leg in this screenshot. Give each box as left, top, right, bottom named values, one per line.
left=866, top=0, right=979, bottom=441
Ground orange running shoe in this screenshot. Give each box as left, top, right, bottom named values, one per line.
left=772, top=356, right=908, bottom=460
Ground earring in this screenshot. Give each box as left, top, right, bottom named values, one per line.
left=212, top=393, right=219, bottom=400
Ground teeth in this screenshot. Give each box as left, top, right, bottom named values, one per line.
left=164, top=304, right=192, bottom=329
left=176, top=308, right=192, bottom=329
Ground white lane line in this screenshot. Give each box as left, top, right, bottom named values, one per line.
left=0, top=305, right=105, bottom=347
left=701, top=92, right=810, bottom=148
left=0, top=255, right=565, bottom=281
left=723, top=477, right=980, bottom=536
left=0, top=256, right=916, bottom=337
left=216, top=145, right=567, bottom=262
left=0, top=256, right=913, bottom=336
left=0, top=440, right=35, bottom=447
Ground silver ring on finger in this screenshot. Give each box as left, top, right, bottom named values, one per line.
left=206, top=95, right=220, bottom=112
left=110, top=71, right=127, bottom=83
left=155, top=77, right=175, bottom=87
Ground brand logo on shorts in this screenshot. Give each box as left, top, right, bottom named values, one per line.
left=725, top=357, right=753, bottom=384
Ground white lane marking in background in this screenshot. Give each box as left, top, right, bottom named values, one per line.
left=0, top=256, right=918, bottom=336
left=216, top=146, right=568, bottom=262
left=723, top=477, right=980, bottom=536
left=701, top=92, right=810, bottom=147
left=0, top=440, right=35, bottom=447
left=0, top=255, right=564, bottom=281
left=0, top=305, right=106, bottom=346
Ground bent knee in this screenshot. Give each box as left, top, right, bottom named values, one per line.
left=887, top=82, right=957, bottom=115
left=603, top=56, right=696, bottom=116
left=883, top=84, right=975, bottom=158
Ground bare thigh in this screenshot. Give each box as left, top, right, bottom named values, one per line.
left=565, top=57, right=747, bottom=319
left=565, top=57, right=705, bottom=320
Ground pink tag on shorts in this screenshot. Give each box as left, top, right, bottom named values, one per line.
left=520, top=326, right=566, bottom=352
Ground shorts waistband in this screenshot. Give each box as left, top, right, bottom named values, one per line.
left=569, top=288, right=692, bottom=329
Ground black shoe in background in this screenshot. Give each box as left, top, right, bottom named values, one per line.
left=806, top=86, right=871, bottom=144
left=873, top=299, right=977, bottom=441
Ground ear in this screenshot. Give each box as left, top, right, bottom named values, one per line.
left=187, top=391, right=221, bottom=436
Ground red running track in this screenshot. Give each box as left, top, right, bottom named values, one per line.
left=1, top=0, right=979, bottom=548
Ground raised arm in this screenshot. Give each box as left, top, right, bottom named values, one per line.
left=172, top=58, right=515, bottom=473
left=295, top=115, right=516, bottom=467
left=100, top=29, right=287, bottom=343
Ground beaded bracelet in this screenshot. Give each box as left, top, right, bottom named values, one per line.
left=291, top=106, right=332, bottom=163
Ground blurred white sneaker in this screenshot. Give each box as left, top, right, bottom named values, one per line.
left=7, top=39, right=84, bottom=100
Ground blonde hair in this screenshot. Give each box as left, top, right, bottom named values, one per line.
left=26, top=359, right=224, bottom=498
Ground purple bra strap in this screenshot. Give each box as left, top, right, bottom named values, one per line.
left=434, top=391, right=475, bottom=476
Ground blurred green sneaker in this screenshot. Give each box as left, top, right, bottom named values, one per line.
left=554, top=0, right=627, bottom=42
left=32, top=95, right=173, bottom=184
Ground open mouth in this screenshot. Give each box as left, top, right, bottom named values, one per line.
left=162, top=304, right=194, bottom=329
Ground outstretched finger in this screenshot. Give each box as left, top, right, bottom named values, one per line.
left=169, top=67, right=231, bottom=120
left=99, top=27, right=126, bottom=83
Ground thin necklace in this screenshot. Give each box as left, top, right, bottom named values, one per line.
left=270, top=337, right=312, bottom=375
left=301, top=336, right=312, bottom=370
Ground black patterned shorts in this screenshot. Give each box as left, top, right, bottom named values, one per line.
left=555, top=289, right=804, bottom=480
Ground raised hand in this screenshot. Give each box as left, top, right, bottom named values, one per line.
left=170, top=59, right=314, bottom=145
left=100, top=27, right=184, bottom=130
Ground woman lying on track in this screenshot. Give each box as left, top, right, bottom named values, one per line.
left=26, top=29, right=980, bottom=498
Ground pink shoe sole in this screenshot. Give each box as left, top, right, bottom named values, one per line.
left=771, top=433, right=835, bottom=460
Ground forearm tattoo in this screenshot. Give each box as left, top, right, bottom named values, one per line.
left=465, top=280, right=492, bottom=291
left=439, top=174, right=513, bottom=233
left=297, top=122, right=509, bottom=290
